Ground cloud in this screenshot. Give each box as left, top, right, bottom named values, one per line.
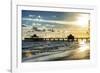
left=22, top=17, right=76, bottom=25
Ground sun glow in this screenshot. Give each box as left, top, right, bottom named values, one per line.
left=75, top=14, right=89, bottom=27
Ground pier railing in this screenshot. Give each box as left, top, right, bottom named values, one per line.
left=24, top=37, right=90, bottom=42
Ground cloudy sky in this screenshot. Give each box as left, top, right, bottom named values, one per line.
left=22, top=10, right=90, bottom=30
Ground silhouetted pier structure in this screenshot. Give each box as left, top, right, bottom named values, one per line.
left=24, top=34, right=90, bottom=42
left=24, top=37, right=89, bottom=42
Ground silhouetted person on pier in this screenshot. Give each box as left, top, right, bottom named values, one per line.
left=67, top=34, right=74, bottom=42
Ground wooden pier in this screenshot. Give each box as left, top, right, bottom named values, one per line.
left=24, top=37, right=90, bottom=42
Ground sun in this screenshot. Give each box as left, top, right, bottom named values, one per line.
left=75, top=14, right=89, bottom=27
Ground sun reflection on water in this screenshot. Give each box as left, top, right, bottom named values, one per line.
left=68, top=40, right=90, bottom=59
left=78, top=40, right=89, bottom=52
